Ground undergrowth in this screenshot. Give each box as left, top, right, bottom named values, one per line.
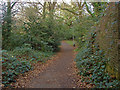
left=2, top=45, right=53, bottom=87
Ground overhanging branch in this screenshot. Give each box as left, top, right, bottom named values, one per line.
left=61, top=8, right=79, bottom=16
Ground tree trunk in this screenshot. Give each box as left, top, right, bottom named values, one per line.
left=43, top=2, right=46, bottom=19
left=6, top=0, right=11, bottom=38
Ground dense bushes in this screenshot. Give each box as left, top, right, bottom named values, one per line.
left=75, top=32, right=120, bottom=88
left=3, top=19, right=61, bottom=52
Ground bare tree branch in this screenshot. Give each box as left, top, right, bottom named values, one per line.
left=38, top=2, right=43, bottom=7
left=61, top=8, right=79, bottom=15
left=11, top=1, right=17, bottom=9
left=85, top=2, right=95, bottom=17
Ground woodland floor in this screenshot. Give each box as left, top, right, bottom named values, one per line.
left=12, top=41, right=91, bottom=88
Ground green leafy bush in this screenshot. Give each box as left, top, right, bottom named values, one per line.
left=22, top=17, right=61, bottom=52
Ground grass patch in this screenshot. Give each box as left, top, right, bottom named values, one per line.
left=65, top=40, right=74, bottom=46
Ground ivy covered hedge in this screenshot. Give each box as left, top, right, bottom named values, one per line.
left=75, top=32, right=120, bottom=88
left=96, top=2, right=120, bottom=79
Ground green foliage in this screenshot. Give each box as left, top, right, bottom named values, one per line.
left=75, top=32, right=120, bottom=88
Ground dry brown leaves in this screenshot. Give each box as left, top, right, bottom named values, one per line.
left=72, top=47, right=94, bottom=88
left=11, top=44, right=94, bottom=88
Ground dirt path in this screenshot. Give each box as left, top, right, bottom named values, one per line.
left=11, top=41, right=93, bottom=88
left=12, top=41, right=80, bottom=88
left=26, top=41, right=77, bottom=88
